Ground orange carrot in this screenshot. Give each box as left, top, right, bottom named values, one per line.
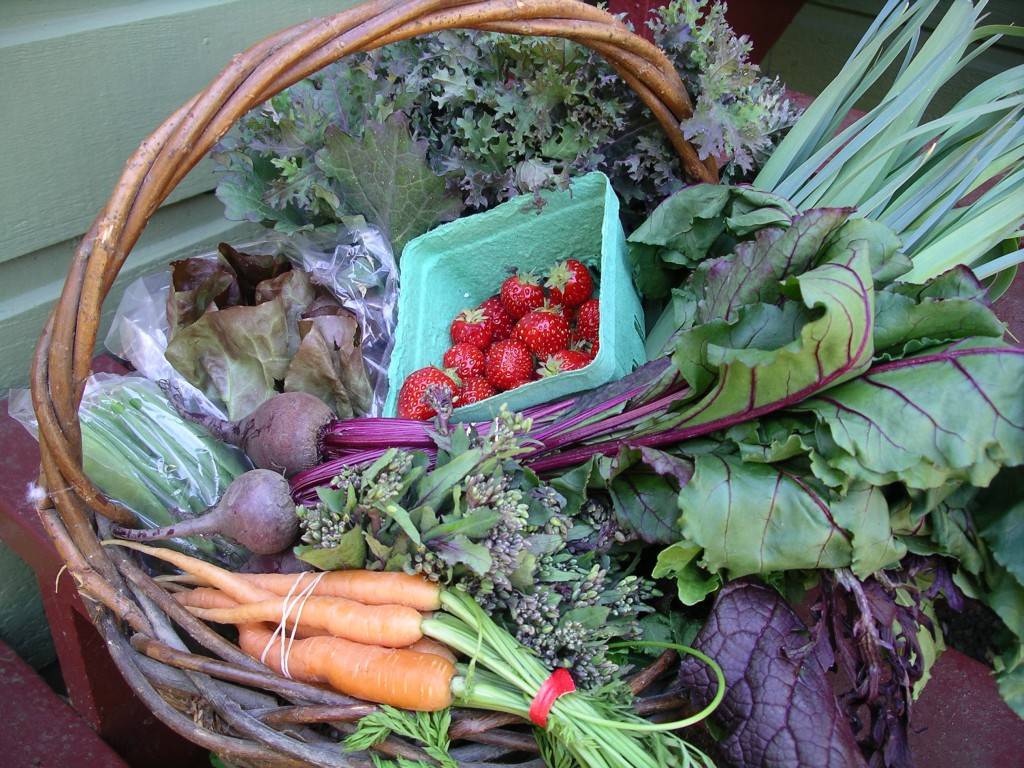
left=152, top=570, right=441, bottom=611
left=175, top=589, right=335, bottom=640
left=407, top=637, right=458, bottom=664
left=238, top=624, right=454, bottom=711
left=105, top=540, right=276, bottom=604
left=219, top=571, right=440, bottom=611
left=174, top=587, right=238, bottom=610
left=187, top=595, right=423, bottom=648
left=174, top=590, right=456, bottom=656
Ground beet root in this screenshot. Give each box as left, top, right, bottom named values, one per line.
left=236, top=392, right=334, bottom=476
left=112, top=469, right=298, bottom=555
left=161, top=385, right=334, bottom=477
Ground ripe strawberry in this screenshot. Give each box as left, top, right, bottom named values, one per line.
left=457, top=376, right=497, bottom=406
left=513, top=307, right=570, bottom=357
left=443, top=343, right=485, bottom=380
left=450, top=308, right=492, bottom=348
left=397, top=367, right=459, bottom=420
left=546, top=259, right=593, bottom=308
left=500, top=272, right=545, bottom=320
left=537, top=349, right=592, bottom=377
left=479, top=295, right=514, bottom=342
left=574, top=298, right=600, bottom=343
left=485, top=339, right=534, bottom=391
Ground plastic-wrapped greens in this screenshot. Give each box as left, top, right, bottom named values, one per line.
left=11, top=375, right=252, bottom=566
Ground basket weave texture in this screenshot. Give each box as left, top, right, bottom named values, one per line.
left=29, top=1, right=715, bottom=764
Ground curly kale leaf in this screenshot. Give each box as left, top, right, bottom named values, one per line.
left=212, top=1, right=798, bottom=236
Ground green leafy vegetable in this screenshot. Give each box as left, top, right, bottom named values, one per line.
left=794, top=340, right=1024, bottom=490
left=652, top=542, right=720, bottom=605
left=661, top=242, right=875, bottom=438
left=213, top=1, right=798, bottom=239
left=601, top=447, right=690, bottom=545
left=314, top=115, right=462, bottom=253
left=676, top=454, right=903, bottom=578
left=297, top=410, right=657, bottom=689
left=165, top=299, right=290, bottom=422
left=164, top=247, right=374, bottom=420
left=345, top=706, right=455, bottom=767
left=872, top=266, right=1005, bottom=359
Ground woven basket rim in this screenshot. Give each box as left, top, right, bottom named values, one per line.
left=29, top=1, right=715, bottom=764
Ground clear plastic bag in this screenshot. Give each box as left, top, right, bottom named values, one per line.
left=104, top=224, right=398, bottom=417
left=9, top=375, right=252, bottom=567
left=105, top=271, right=224, bottom=418
left=279, top=226, right=398, bottom=412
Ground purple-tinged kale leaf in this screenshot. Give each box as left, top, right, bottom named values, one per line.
left=676, top=580, right=867, bottom=768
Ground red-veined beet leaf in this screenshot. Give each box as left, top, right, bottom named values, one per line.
left=793, top=339, right=1024, bottom=490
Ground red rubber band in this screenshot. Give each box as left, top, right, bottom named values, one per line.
left=528, top=668, right=576, bottom=727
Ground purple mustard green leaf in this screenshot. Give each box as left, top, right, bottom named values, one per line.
left=792, top=339, right=1024, bottom=491
left=872, top=266, right=1005, bottom=360
left=313, top=113, right=463, bottom=254
left=164, top=298, right=290, bottom=420
left=676, top=580, right=867, bottom=768
left=691, top=207, right=854, bottom=323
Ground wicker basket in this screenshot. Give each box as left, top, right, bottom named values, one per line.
left=30, top=1, right=715, bottom=764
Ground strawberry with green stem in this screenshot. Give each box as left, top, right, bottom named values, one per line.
left=443, top=343, right=485, bottom=380
left=537, top=349, right=592, bottom=377
left=546, top=259, right=593, bottom=309
left=500, top=272, right=545, bottom=320
left=513, top=306, right=570, bottom=357
left=450, top=308, right=492, bottom=349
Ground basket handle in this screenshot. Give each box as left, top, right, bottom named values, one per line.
left=33, top=0, right=715, bottom=544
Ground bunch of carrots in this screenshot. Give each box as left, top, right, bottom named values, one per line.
left=108, top=540, right=723, bottom=768
left=114, top=540, right=456, bottom=711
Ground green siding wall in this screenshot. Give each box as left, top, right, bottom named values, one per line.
left=0, top=0, right=360, bottom=389
left=0, top=0, right=358, bottom=668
